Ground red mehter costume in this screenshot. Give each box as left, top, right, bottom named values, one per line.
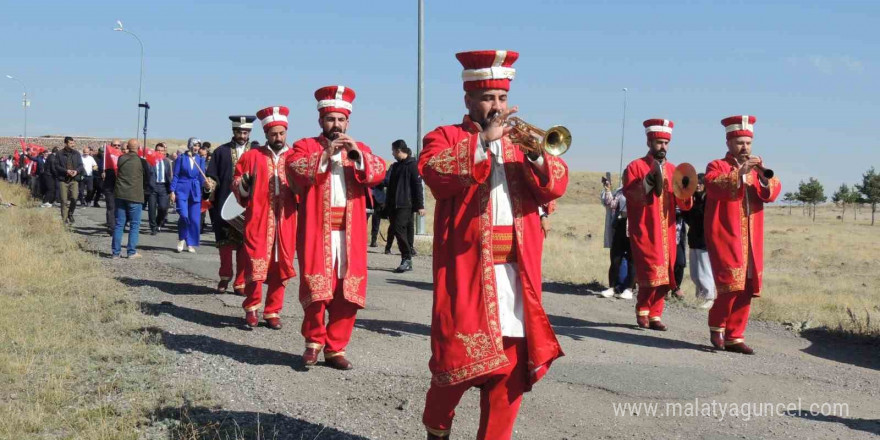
left=419, top=50, right=569, bottom=440
left=705, top=115, right=781, bottom=352
left=287, top=86, right=386, bottom=363
left=232, top=106, right=298, bottom=328
left=623, top=119, right=693, bottom=329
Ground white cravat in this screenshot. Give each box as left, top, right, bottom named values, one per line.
left=235, top=144, right=246, bottom=162
left=475, top=139, right=524, bottom=337
left=157, top=159, right=164, bottom=183
left=320, top=150, right=365, bottom=278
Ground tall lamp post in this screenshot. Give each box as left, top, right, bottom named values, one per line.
left=6, top=75, right=29, bottom=148
left=617, top=87, right=628, bottom=186
left=415, top=0, right=426, bottom=234
left=113, top=20, right=145, bottom=149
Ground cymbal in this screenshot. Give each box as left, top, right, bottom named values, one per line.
left=673, top=163, right=698, bottom=199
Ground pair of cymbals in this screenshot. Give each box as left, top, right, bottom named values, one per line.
left=673, top=163, right=698, bottom=199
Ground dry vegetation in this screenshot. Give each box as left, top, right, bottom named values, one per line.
left=0, top=181, right=212, bottom=439
left=409, top=171, right=880, bottom=337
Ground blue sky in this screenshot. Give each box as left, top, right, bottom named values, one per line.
left=2, top=0, right=877, bottom=190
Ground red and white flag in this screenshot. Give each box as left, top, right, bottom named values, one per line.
left=103, top=144, right=123, bottom=171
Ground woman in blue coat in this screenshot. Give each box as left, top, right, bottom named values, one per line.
left=171, top=137, right=206, bottom=253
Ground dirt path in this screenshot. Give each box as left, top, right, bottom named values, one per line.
left=71, top=206, right=879, bottom=439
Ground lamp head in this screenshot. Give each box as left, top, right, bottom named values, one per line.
left=114, top=20, right=124, bottom=31
left=5, top=75, right=13, bottom=79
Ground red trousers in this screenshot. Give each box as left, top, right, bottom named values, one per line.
left=300, top=275, right=358, bottom=355
left=242, top=262, right=287, bottom=317
left=636, top=285, right=669, bottom=321
left=423, top=337, right=528, bottom=440
left=708, top=287, right=754, bottom=344
left=219, top=244, right=247, bottom=290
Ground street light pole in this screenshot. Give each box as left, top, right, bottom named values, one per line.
left=617, top=87, right=628, bottom=187
left=415, top=0, right=426, bottom=235
left=5, top=75, right=29, bottom=148
left=113, top=20, right=145, bottom=147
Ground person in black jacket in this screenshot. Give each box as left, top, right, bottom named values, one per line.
left=101, top=140, right=122, bottom=235
left=681, top=173, right=715, bottom=309
left=386, top=139, right=425, bottom=273
left=148, top=143, right=172, bottom=235
left=53, top=137, right=86, bottom=225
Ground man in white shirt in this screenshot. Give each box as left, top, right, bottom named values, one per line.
left=79, top=147, right=98, bottom=206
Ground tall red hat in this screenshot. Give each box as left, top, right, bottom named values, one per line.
left=314, top=85, right=356, bottom=117
left=643, top=118, right=674, bottom=140
left=456, top=50, right=519, bottom=92
left=721, top=115, right=756, bottom=139
left=256, top=106, right=289, bottom=131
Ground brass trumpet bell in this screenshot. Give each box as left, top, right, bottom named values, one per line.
left=507, top=117, right=571, bottom=157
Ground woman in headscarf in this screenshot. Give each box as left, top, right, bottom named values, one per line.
left=170, top=137, right=206, bottom=252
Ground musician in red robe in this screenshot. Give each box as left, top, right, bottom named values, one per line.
left=288, top=86, right=386, bottom=370
left=232, top=106, right=298, bottom=330
left=704, top=115, right=781, bottom=354
left=418, top=50, right=569, bottom=440
left=623, top=119, right=693, bottom=331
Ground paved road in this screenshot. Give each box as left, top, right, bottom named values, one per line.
left=70, top=205, right=879, bottom=439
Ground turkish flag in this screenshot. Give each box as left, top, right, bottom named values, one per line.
left=139, top=148, right=165, bottom=167
left=103, top=144, right=123, bottom=170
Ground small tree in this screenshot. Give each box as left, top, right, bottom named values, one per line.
left=856, top=167, right=880, bottom=226
left=782, top=192, right=796, bottom=215
left=832, top=183, right=853, bottom=220
left=797, top=178, right=826, bottom=222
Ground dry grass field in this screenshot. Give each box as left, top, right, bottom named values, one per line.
left=0, top=182, right=210, bottom=439
left=408, top=171, right=880, bottom=337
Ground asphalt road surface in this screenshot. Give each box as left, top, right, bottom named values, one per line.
left=70, top=205, right=879, bottom=439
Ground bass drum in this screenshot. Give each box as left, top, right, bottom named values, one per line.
left=220, top=193, right=246, bottom=234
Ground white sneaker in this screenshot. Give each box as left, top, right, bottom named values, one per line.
left=598, top=287, right=615, bottom=298
left=616, top=288, right=634, bottom=300
left=177, top=240, right=185, bottom=253
left=699, top=300, right=714, bottom=310
left=187, top=246, right=196, bottom=253
left=41, top=202, right=52, bottom=208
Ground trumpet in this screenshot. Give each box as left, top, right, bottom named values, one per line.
left=506, top=117, right=571, bottom=157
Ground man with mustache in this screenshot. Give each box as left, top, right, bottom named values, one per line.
left=623, top=119, right=693, bottom=331
left=418, top=50, right=569, bottom=440
left=207, top=115, right=255, bottom=296
left=704, top=116, right=781, bottom=354
left=232, top=106, right=299, bottom=330
left=288, top=86, right=386, bottom=370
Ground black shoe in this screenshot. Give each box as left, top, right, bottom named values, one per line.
left=394, top=259, right=413, bottom=273
left=369, top=240, right=378, bottom=248
left=384, top=248, right=392, bottom=255
left=67, top=217, right=75, bottom=225
left=92, top=203, right=100, bottom=208
left=150, top=229, right=158, bottom=235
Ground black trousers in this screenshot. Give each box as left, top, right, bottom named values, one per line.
left=78, top=175, right=94, bottom=203
left=39, top=174, right=55, bottom=204
left=369, top=203, right=384, bottom=243
left=391, top=207, right=415, bottom=260
left=608, top=218, right=636, bottom=292
left=148, top=189, right=170, bottom=231
left=104, top=189, right=116, bottom=232
left=673, top=240, right=687, bottom=288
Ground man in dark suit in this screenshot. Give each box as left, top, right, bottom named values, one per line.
left=148, top=142, right=173, bottom=235
left=206, top=115, right=255, bottom=295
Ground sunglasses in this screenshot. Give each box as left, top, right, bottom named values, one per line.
left=111, top=143, right=121, bottom=147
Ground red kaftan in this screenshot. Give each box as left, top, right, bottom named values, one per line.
left=287, top=136, right=386, bottom=309
left=623, top=154, right=693, bottom=290
left=704, top=153, right=781, bottom=296
left=418, top=116, right=569, bottom=388
left=231, top=146, right=298, bottom=284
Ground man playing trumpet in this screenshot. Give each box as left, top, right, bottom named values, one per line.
left=419, top=50, right=569, bottom=440
left=623, top=119, right=693, bottom=331
left=704, top=115, right=781, bottom=354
